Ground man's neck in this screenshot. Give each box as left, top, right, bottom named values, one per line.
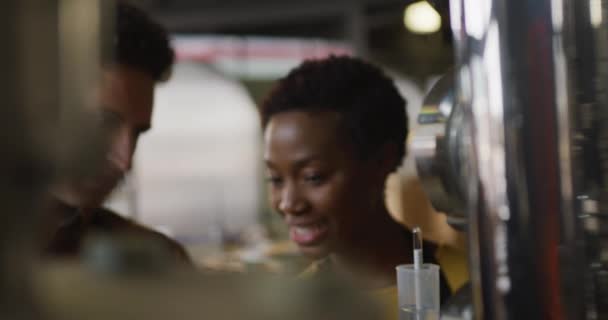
left=43, top=195, right=96, bottom=241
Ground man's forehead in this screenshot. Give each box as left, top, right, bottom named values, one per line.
left=98, top=66, right=155, bottom=117
left=101, top=66, right=154, bottom=93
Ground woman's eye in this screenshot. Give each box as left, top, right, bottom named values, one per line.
left=304, top=174, right=324, bottom=185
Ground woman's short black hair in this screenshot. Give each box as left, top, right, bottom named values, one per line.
left=259, top=55, right=408, bottom=172
left=112, top=2, right=174, bottom=81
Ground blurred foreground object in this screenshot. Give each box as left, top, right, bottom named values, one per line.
left=36, top=249, right=381, bottom=320
left=0, top=0, right=109, bottom=318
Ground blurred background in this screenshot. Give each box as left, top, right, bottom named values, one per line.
left=104, top=0, right=455, bottom=272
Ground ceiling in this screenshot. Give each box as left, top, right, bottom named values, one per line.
left=137, top=0, right=410, bottom=35
left=135, top=0, right=454, bottom=82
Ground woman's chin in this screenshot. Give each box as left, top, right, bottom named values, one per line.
left=298, top=243, right=331, bottom=260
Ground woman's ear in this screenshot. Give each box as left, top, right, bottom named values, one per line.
left=375, top=143, right=400, bottom=177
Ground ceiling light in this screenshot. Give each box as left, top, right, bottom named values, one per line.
left=404, top=1, right=442, bottom=34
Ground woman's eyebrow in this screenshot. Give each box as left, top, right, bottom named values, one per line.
left=264, top=153, right=323, bottom=170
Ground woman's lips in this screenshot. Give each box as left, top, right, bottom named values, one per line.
left=289, top=222, right=329, bottom=246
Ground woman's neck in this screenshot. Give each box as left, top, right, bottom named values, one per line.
left=329, top=206, right=413, bottom=289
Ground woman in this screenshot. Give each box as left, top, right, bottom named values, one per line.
left=258, top=56, right=451, bottom=319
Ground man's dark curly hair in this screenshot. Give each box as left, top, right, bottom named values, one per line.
left=110, top=2, right=174, bottom=81
left=259, top=55, right=408, bottom=172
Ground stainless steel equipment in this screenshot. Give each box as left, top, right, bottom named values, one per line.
left=411, top=69, right=469, bottom=231
left=414, top=0, right=608, bottom=318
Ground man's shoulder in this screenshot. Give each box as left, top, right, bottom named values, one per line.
left=90, top=207, right=192, bottom=264
left=89, top=207, right=150, bottom=235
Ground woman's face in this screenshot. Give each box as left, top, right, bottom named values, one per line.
left=264, top=110, right=384, bottom=259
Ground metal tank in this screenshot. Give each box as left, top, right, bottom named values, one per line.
left=413, top=0, right=608, bottom=318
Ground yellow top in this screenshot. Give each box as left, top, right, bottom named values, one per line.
left=370, top=286, right=399, bottom=320
left=435, top=245, right=469, bottom=292
left=299, top=244, right=469, bottom=320
left=301, top=261, right=399, bottom=320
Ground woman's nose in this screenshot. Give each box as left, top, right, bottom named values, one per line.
left=278, top=183, right=307, bottom=215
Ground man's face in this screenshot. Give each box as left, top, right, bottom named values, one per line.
left=55, top=65, right=155, bottom=208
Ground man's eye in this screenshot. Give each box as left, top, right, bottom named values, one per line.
left=99, top=109, right=121, bottom=129
left=266, top=176, right=283, bottom=186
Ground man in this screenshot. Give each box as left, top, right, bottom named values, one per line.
left=44, top=2, right=190, bottom=264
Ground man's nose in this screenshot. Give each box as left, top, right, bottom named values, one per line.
left=108, top=127, right=134, bottom=172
